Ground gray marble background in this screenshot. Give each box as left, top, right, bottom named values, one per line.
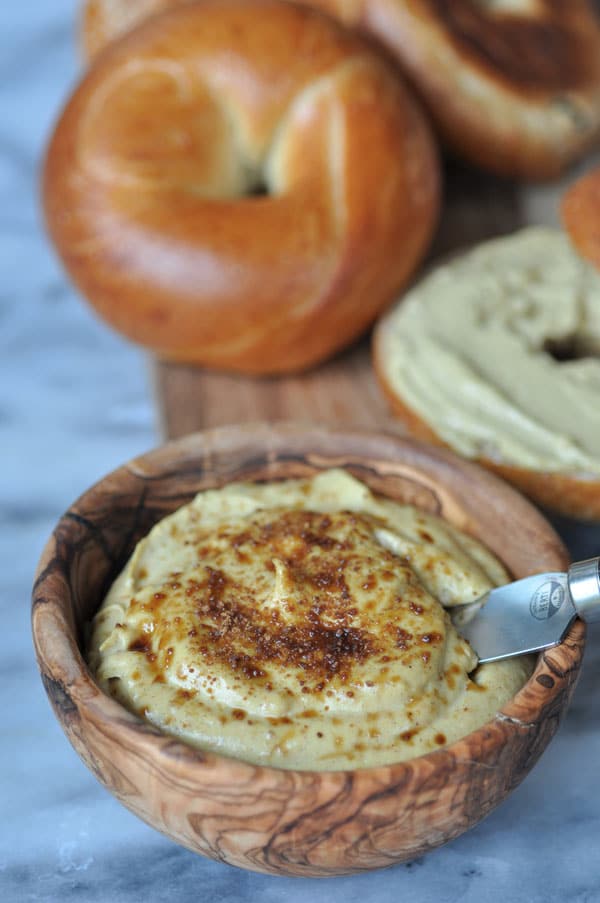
left=2, top=2, right=599, bottom=901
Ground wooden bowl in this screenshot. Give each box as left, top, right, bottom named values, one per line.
left=31, top=424, right=585, bottom=877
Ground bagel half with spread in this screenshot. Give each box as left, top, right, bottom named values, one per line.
left=82, top=0, right=600, bottom=179
left=373, top=228, right=600, bottom=520
left=45, top=0, right=440, bottom=374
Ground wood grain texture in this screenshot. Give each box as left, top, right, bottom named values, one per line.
left=153, top=339, right=397, bottom=438
left=32, top=424, right=584, bottom=877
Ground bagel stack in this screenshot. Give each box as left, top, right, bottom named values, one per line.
left=81, top=0, right=600, bottom=179
left=44, top=0, right=440, bottom=374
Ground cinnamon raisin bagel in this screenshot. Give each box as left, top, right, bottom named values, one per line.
left=82, top=0, right=600, bottom=179
left=373, top=228, right=600, bottom=521
left=46, top=0, right=439, bottom=374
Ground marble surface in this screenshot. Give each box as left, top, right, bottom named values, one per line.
left=2, top=2, right=600, bottom=901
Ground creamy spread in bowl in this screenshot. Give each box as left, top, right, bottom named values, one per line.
left=375, top=228, right=600, bottom=476
left=88, top=470, right=533, bottom=770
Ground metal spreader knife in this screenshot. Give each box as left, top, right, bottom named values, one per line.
left=452, top=557, right=600, bottom=663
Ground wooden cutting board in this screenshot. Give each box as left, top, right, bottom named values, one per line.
left=153, top=157, right=597, bottom=440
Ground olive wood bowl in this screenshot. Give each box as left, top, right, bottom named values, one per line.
left=32, top=423, right=585, bottom=877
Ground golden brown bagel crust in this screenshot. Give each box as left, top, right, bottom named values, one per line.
left=47, top=0, right=440, bottom=375
left=82, top=0, right=600, bottom=179
left=82, top=0, right=182, bottom=59
left=562, top=167, right=600, bottom=271
left=372, top=327, right=600, bottom=522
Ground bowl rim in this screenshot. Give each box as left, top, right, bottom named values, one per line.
left=31, top=422, right=585, bottom=788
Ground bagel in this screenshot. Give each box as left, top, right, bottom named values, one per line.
left=373, top=228, right=600, bottom=521
left=46, top=0, right=440, bottom=375
left=562, top=166, right=600, bottom=271
left=81, top=0, right=600, bottom=179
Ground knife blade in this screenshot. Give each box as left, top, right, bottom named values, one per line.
left=451, top=556, right=600, bottom=663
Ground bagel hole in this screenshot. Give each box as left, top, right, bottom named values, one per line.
left=543, top=336, right=598, bottom=362
left=246, top=180, right=269, bottom=198
left=239, top=165, right=271, bottom=198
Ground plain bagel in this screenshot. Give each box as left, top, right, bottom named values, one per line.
left=81, top=0, right=600, bottom=180
left=46, top=0, right=440, bottom=374
left=373, top=228, right=600, bottom=521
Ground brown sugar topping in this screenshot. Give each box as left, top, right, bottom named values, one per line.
left=419, top=632, right=443, bottom=645
left=396, top=628, right=412, bottom=650
left=128, top=636, right=151, bottom=654
left=124, top=508, right=452, bottom=696
left=180, top=512, right=383, bottom=686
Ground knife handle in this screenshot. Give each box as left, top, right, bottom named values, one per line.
left=567, top=557, right=600, bottom=623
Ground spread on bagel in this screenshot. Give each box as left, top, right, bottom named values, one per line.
left=88, top=470, right=533, bottom=770
left=375, top=228, right=600, bottom=479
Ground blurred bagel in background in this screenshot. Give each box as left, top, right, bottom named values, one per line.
left=82, top=0, right=600, bottom=179
left=46, top=0, right=440, bottom=374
